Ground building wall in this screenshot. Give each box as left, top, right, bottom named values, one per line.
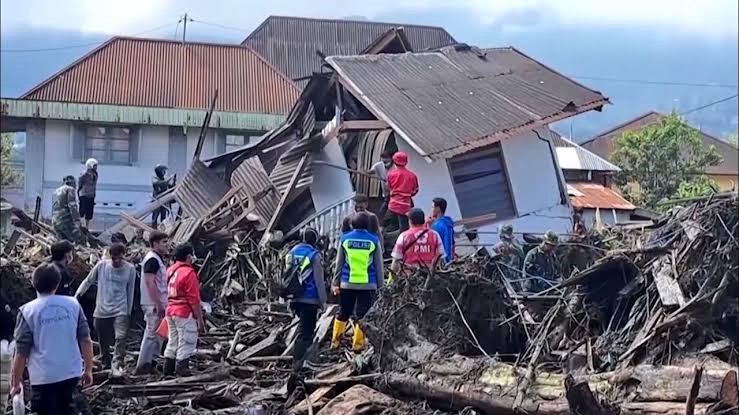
left=581, top=208, right=631, bottom=228
left=398, top=128, right=572, bottom=248
left=310, top=139, right=355, bottom=211
left=711, top=174, right=738, bottom=191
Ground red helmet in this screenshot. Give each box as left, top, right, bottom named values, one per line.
left=392, top=151, right=408, bottom=166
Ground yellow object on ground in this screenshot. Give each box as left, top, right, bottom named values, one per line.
left=387, top=271, right=395, bottom=285
left=352, top=323, right=365, bottom=351
left=331, top=319, right=347, bottom=350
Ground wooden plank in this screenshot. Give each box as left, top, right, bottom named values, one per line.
left=233, top=328, right=284, bottom=362
left=98, top=191, right=177, bottom=244
left=652, top=257, right=686, bottom=307
left=2, top=230, right=21, bottom=255
left=340, top=120, right=390, bottom=131
left=260, top=154, right=308, bottom=245
left=292, top=364, right=353, bottom=414
left=193, top=89, right=218, bottom=161
left=120, top=212, right=157, bottom=234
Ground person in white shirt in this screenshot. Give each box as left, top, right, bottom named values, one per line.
left=11, top=263, right=94, bottom=415
left=367, top=151, right=393, bottom=219
left=135, top=231, right=170, bottom=375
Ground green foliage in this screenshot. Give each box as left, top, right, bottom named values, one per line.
left=728, top=133, right=738, bottom=147
left=1, top=133, right=21, bottom=187
left=612, top=112, right=722, bottom=208
left=676, top=175, right=719, bottom=200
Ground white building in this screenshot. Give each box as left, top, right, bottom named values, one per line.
left=1, top=37, right=298, bottom=230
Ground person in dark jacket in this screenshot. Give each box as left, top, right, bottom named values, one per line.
left=53, top=176, right=83, bottom=244
left=152, top=164, right=175, bottom=228
left=50, top=240, right=76, bottom=296
left=285, top=227, right=327, bottom=392
left=78, top=158, right=98, bottom=229
left=429, top=197, right=455, bottom=263
left=523, top=230, right=561, bottom=293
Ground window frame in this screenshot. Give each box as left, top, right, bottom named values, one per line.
left=446, top=144, right=518, bottom=226
left=218, top=129, right=264, bottom=154
left=83, top=124, right=135, bottom=165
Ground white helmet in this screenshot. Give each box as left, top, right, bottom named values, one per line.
left=85, top=158, right=98, bottom=169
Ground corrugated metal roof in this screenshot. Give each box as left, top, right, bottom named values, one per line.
left=242, top=15, right=455, bottom=84
left=21, top=37, right=299, bottom=114
left=568, top=182, right=635, bottom=210
left=550, top=131, right=620, bottom=172
left=0, top=98, right=286, bottom=130
left=230, top=156, right=282, bottom=226
left=175, top=159, right=229, bottom=218
left=583, top=111, right=739, bottom=176
left=327, top=46, right=608, bottom=160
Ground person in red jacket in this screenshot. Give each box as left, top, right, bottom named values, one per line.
left=163, top=243, right=203, bottom=377
left=391, top=208, right=445, bottom=275
left=386, top=152, right=419, bottom=232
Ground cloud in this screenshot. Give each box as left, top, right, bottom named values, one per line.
left=1, top=0, right=737, bottom=38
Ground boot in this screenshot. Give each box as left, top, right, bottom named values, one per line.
left=163, top=358, right=176, bottom=376
left=351, top=323, right=365, bottom=352
left=330, top=319, right=347, bottom=350
left=133, top=362, right=151, bottom=376
left=175, top=358, right=192, bottom=377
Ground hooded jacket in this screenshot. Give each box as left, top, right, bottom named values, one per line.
left=431, top=216, right=455, bottom=263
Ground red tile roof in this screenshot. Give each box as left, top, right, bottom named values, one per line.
left=22, top=37, right=300, bottom=114
left=569, top=182, right=635, bottom=210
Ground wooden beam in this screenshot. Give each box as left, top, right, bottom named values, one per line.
left=260, top=154, right=309, bottom=246
left=193, top=89, right=219, bottom=161
left=340, top=120, right=390, bottom=131
left=98, top=191, right=177, bottom=244
left=120, top=212, right=158, bottom=234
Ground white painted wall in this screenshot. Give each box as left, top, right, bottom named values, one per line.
left=310, top=139, right=355, bottom=211
left=581, top=208, right=631, bottom=228
left=397, top=128, right=573, bottom=248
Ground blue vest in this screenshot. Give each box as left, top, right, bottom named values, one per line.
left=287, top=243, right=319, bottom=300
left=339, top=230, right=379, bottom=287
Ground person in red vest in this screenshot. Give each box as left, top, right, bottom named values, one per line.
left=386, top=151, right=418, bottom=233
left=391, top=208, right=445, bottom=274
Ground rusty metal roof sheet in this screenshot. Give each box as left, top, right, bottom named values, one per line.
left=230, top=157, right=281, bottom=226
left=242, top=15, right=455, bottom=84
left=22, top=37, right=299, bottom=114
left=327, top=45, right=608, bottom=160
left=175, top=160, right=229, bottom=218
left=568, top=182, right=635, bottom=210
left=583, top=111, right=739, bottom=176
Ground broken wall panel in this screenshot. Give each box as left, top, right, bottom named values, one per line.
left=175, top=159, right=229, bottom=218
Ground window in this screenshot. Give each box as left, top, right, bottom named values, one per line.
left=85, top=126, right=132, bottom=164
left=225, top=134, right=246, bottom=153
left=448, top=146, right=515, bottom=221
left=222, top=132, right=262, bottom=153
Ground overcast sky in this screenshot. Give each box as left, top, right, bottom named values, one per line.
left=2, top=0, right=738, bottom=39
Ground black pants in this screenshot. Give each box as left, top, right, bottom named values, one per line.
left=337, top=289, right=375, bottom=322
left=78, top=196, right=95, bottom=220
left=152, top=206, right=168, bottom=227
left=31, top=377, right=79, bottom=415
left=290, top=303, right=319, bottom=367
left=94, top=316, right=129, bottom=368
left=385, top=211, right=410, bottom=233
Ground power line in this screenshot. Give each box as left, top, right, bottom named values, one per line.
left=572, top=75, right=738, bottom=89
left=679, top=94, right=738, bottom=115
left=190, top=19, right=249, bottom=34
left=0, top=22, right=178, bottom=53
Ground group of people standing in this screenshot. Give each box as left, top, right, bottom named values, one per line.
left=10, top=234, right=204, bottom=414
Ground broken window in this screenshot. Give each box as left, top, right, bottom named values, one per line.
left=448, top=145, right=515, bottom=221
left=84, top=125, right=133, bottom=164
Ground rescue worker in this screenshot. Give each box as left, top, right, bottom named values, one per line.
left=391, top=208, right=445, bottom=274
left=152, top=164, right=175, bottom=228
left=163, top=243, right=204, bottom=377
left=429, top=197, right=455, bottom=263
left=331, top=212, right=384, bottom=351
left=75, top=243, right=136, bottom=375
left=522, top=230, right=561, bottom=293
left=285, top=227, right=327, bottom=388
left=53, top=175, right=84, bottom=243
left=77, top=158, right=98, bottom=229
left=135, top=231, right=170, bottom=375
left=367, top=151, right=393, bottom=219
left=493, top=224, right=524, bottom=289
left=11, top=264, right=94, bottom=415
left=341, top=193, right=383, bottom=248
left=49, top=240, right=76, bottom=296
left=386, top=152, right=418, bottom=233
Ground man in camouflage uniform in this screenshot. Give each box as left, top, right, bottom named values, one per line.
left=522, top=230, right=561, bottom=293
left=53, top=175, right=83, bottom=243
left=493, top=224, right=524, bottom=290
left=151, top=164, right=175, bottom=228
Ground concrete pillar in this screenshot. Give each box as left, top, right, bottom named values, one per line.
left=24, top=120, right=45, bottom=210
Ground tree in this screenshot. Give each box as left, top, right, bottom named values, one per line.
left=1, top=133, right=21, bottom=187
left=611, top=112, right=721, bottom=209
left=728, top=133, right=738, bottom=147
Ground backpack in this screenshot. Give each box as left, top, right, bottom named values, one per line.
left=279, top=252, right=315, bottom=300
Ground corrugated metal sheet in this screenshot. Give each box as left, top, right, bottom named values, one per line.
left=327, top=46, right=608, bottom=160
left=242, top=15, right=456, bottom=84
left=230, top=157, right=281, bottom=226
left=284, top=196, right=353, bottom=247
left=175, top=160, right=229, bottom=218
left=0, top=98, right=286, bottom=130
left=550, top=131, right=620, bottom=172
left=352, top=129, right=392, bottom=197
left=21, top=37, right=299, bottom=114
left=583, top=111, right=739, bottom=176
left=269, top=134, right=321, bottom=194
left=568, top=182, right=635, bottom=210
left=170, top=217, right=202, bottom=244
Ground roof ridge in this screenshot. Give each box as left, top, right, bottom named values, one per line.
left=582, top=110, right=664, bottom=144
left=265, top=14, right=452, bottom=31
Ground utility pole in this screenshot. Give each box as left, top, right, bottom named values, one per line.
left=180, top=13, right=192, bottom=44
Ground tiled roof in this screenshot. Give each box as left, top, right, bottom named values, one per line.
left=582, top=111, right=738, bottom=176
left=568, top=182, right=635, bottom=210
left=242, top=15, right=456, bottom=84
left=22, top=37, right=299, bottom=114
left=327, top=45, right=609, bottom=159
left=550, top=131, right=620, bottom=172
